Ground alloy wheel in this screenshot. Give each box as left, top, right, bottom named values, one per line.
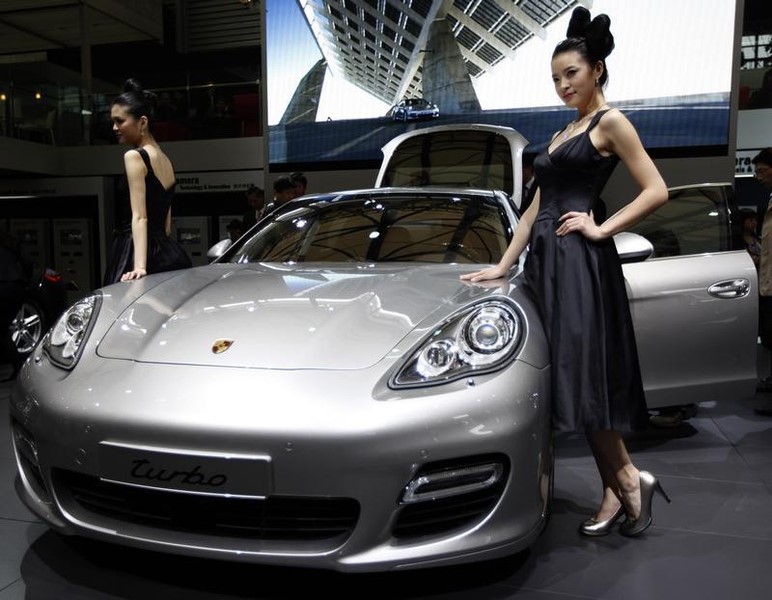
left=9, top=301, right=44, bottom=355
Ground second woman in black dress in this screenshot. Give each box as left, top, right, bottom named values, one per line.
left=104, top=79, right=191, bottom=285
left=462, top=7, right=670, bottom=537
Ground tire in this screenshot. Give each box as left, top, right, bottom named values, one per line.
left=9, top=300, right=46, bottom=358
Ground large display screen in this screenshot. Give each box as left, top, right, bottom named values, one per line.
left=266, top=0, right=737, bottom=169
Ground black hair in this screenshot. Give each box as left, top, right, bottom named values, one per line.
left=111, top=78, right=157, bottom=131
left=273, top=176, right=294, bottom=193
left=553, top=7, right=614, bottom=88
left=752, top=148, right=772, bottom=168
left=246, top=185, right=263, bottom=196
left=290, top=172, right=307, bottom=186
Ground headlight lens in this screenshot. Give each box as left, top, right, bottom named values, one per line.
left=44, top=294, right=101, bottom=369
left=391, top=300, right=522, bottom=387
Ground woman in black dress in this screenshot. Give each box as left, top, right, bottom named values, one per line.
left=104, top=79, right=191, bottom=284
left=462, top=7, right=669, bottom=537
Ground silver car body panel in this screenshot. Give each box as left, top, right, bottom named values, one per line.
left=624, top=250, right=757, bottom=408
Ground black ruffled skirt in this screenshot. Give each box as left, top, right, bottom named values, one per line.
left=103, top=230, right=192, bottom=286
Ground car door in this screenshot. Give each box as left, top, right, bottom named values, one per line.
left=621, top=183, right=758, bottom=409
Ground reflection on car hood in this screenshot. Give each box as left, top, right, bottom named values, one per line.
left=97, top=263, right=500, bottom=369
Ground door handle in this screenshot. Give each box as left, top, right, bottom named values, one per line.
left=708, top=279, right=750, bottom=299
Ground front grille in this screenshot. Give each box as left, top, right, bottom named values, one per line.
left=54, top=469, right=359, bottom=543
left=392, top=486, right=503, bottom=539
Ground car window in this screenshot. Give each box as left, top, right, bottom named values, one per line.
left=229, top=195, right=511, bottom=264
left=380, top=130, right=513, bottom=191
left=625, top=186, right=732, bottom=258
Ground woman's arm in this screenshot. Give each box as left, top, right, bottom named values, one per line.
left=460, top=191, right=540, bottom=282
left=556, top=109, right=668, bottom=240
left=165, top=207, right=171, bottom=237
left=122, top=150, right=149, bottom=281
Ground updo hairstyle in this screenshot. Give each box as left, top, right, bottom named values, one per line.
left=111, top=78, right=157, bottom=132
left=553, top=6, right=615, bottom=88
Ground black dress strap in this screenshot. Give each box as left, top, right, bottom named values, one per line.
left=134, top=147, right=154, bottom=174
left=587, top=108, right=612, bottom=131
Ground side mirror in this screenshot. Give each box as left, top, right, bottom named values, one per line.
left=207, top=238, right=232, bottom=261
left=614, top=232, right=654, bottom=264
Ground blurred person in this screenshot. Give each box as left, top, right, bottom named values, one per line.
left=104, top=78, right=192, bottom=285
left=290, top=172, right=308, bottom=198
left=265, top=176, right=296, bottom=214
left=461, top=7, right=670, bottom=537
left=242, top=185, right=265, bottom=229
left=740, top=209, right=761, bottom=269
left=752, top=148, right=772, bottom=408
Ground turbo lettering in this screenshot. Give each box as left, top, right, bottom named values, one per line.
left=129, top=459, right=228, bottom=487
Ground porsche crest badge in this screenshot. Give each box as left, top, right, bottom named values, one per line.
left=212, top=339, right=234, bottom=354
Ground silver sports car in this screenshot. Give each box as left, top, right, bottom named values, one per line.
left=9, top=125, right=757, bottom=572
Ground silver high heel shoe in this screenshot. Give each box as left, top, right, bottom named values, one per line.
left=620, top=471, right=671, bottom=537
left=579, top=503, right=624, bottom=537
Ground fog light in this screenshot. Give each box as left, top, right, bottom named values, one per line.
left=401, top=461, right=504, bottom=504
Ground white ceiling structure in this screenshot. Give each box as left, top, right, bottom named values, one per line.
left=298, top=0, right=586, bottom=105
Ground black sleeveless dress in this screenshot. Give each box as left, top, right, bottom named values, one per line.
left=103, top=148, right=192, bottom=285
left=524, top=110, right=648, bottom=434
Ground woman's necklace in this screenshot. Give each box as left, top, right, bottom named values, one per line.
left=562, top=104, right=608, bottom=141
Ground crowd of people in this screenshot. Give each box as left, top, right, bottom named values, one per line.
left=229, top=172, right=308, bottom=242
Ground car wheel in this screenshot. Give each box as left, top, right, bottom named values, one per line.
left=9, top=300, right=46, bottom=357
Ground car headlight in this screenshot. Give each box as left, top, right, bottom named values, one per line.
left=391, top=300, right=522, bottom=388
left=43, top=293, right=102, bottom=369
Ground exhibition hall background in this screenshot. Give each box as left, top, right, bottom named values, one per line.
left=0, top=0, right=769, bottom=299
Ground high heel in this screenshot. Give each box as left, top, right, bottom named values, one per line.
left=619, top=471, right=671, bottom=537
left=579, top=503, right=624, bottom=536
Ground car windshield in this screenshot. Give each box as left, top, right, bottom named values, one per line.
left=227, top=194, right=511, bottom=264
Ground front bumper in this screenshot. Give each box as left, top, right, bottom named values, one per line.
left=10, top=353, right=551, bottom=572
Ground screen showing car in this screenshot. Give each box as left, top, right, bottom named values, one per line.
left=265, top=0, right=736, bottom=168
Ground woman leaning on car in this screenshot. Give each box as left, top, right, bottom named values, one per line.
left=103, top=78, right=191, bottom=285
left=462, top=7, right=670, bottom=538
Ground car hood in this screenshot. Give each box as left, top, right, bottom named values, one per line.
left=97, top=263, right=505, bottom=369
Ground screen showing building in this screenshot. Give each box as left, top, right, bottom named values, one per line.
left=266, top=0, right=736, bottom=168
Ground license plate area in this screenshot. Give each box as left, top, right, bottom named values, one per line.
left=98, top=441, right=272, bottom=498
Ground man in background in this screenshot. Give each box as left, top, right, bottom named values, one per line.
left=753, top=148, right=772, bottom=413
left=265, top=176, right=296, bottom=215
left=290, top=172, right=308, bottom=198
left=242, top=185, right=265, bottom=229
